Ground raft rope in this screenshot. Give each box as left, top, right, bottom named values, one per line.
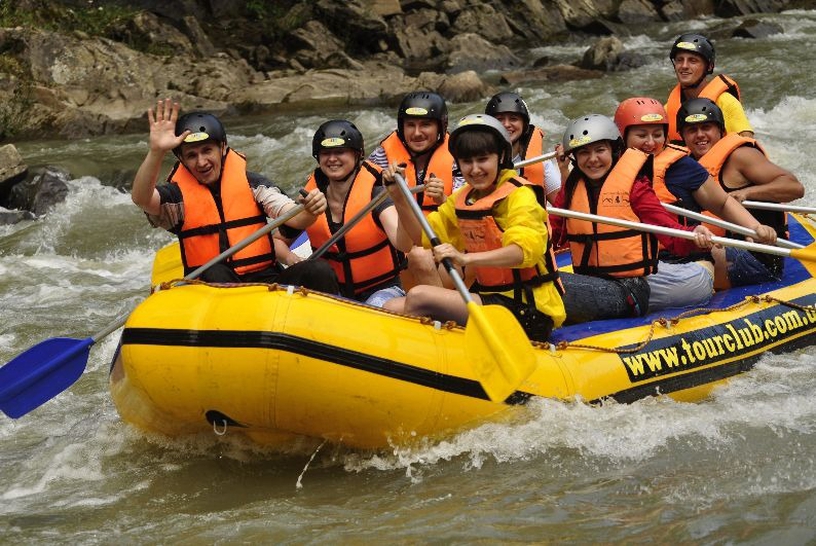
left=153, top=279, right=814, bottom=356
left=536, top=295, right=816, bottom=355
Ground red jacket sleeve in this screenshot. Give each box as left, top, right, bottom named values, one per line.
left=549, top=185, right=568, bottom=249
left=629, top=178, right=698, bottom=256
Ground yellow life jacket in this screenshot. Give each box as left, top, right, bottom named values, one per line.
left=454, top=177, right=561, bottom=296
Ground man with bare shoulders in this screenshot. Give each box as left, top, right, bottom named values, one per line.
left=677, top=98, right=804, bottom=288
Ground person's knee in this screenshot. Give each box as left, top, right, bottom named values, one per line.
left=403, top=285, right=437, bottom=315
left=199, top=264, right=240, bottom=283
left=286, top=259, right=339, bottom=293
left=406, top=247, right=443, bottom=286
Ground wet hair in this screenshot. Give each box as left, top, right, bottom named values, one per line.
left=449, top=129, right=503, bottom=162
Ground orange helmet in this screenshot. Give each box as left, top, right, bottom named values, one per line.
left=614, top=97, right=668, bottom=140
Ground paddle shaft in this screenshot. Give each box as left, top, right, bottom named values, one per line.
left=741, top=200, right=816, bottom=214
left=548, top=206, right=796, bottom=259
left=393, top=174, right=472, bottom=299
left=513, top=150, right=557, bottom=169
left=662, top=203, right=803, bottom=250
left=91, top=203, right=306, bottom=342
left=310, top=185, right=424, bottom=260
left=310, top=152, right=555, bottom=261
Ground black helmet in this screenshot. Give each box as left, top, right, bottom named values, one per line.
left=397, top=91, right=448, bottom=145
left=449, top=114, right=514, bottom=169
left=670, top=33, right=715, bottom=75
left=484, top=91, right=530, bottom=127
left=175, top=111, right=227, bottom=146
left=312, top=119, right=365, bottom=159
left=675, top=98, right=725, bottom=135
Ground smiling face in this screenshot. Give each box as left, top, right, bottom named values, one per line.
left=459, top=153, right=500, bottom=194
left=318, top=148, right=358, bottom=182
left=625, top=125, right=667, bottom=155
left=574, top=141, right=614, bottom=182
left=402, top=118, right=440, bottom=154
left=673, top=51, right=709, bottom=88
left=680, top=122, right=723, bottom=159
left=179, top=140, right=226, bottom=186
left=494, top=112, right=525, bottom=146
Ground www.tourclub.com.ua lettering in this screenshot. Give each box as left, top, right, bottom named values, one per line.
left=621, top=303, right=816, bottom=382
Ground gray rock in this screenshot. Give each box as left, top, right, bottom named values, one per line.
left=716, top=0, right=788, bottom=17
left=732, top=19, right=784, bottom=39
left=579, top=36, right=624, bottom=70
left=618, top=0, right=661, bottom=24
left=0, top=144, right=28, bottom=206
left=438, top=71, right=490, bottom=103
left=446, top=34, right=522, bottom=75
left=0, top=206, right=35, bottom=225
left=7, top=167, right=71, bottom=216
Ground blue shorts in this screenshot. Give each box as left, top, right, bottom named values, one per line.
left=364, top=285, right=406, bottom=308
left=725, top=247, right=782, bottom=287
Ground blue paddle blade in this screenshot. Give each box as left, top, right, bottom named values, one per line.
left=0, top=337, right=94, bottom=418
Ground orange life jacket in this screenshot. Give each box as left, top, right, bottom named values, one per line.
left=172, top=149, right=275, bottom=276
left=305, top=161, right=402, bottom=298
left=379, top=131, right=454, bottom=213
left=651, top=144, right=689, bottom=203
left=697, top=134, right=786, bottom=238
left=666, top=74, right=741, bottom=143
left=454, top=178, right=561, bottom=298
left=565, top=149, right=659, bottom=278
left=517, top=126, right=546, bottom=188
left=698, top=133, right=764, bottom=183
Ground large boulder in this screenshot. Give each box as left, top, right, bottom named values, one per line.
left=0, top=144, right=28, bottom=206
left=0, top=206, right=35, bottom=225
left=579, top=36, right=645, bottom=71
left=731, top=18, right=784, bottom=38
left=7, top=167, right=71, bottom=216
left=446, top=33, right=522, bottom=74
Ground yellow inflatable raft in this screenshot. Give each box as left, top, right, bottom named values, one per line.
left=110, top=215, right=816, bottom=449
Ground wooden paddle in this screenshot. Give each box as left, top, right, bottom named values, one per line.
left=662, top=203, right=803, bottom=250
left=548, top=206, right=816, bottom=276
left=392, top=173, right=537, bottom=403
left=741, top=201, right=816, bottom=215
left=0, top=203, right=307, bottom=419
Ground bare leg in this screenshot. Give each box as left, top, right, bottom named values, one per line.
left=383, top=296, right=406, bottom=313
left=402, top=284, right=482, bottom=325
left=403, top=246, right=443, bottom=287
left=711, top=246, right=732, bottom=290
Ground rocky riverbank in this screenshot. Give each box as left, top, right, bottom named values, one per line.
left=0, top=0, right=797, bottom=221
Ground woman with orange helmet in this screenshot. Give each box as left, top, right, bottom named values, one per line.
left=549, top=113, right=715, bottom=323
left=614, top=97, right=775, bottom=310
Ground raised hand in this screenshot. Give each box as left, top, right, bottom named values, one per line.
left=147, top=98, right=188, bottom=153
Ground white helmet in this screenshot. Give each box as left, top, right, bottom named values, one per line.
left=449, top=113, right=514, bottom=168
left=562, top=114, right=622, bottom=155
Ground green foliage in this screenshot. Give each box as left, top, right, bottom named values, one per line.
left=244, top=0, right=310, bottom=42
left=0, top=1, right=136, bottom=38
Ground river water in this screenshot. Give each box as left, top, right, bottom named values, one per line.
left=3, top=11, right=816, bottom=544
